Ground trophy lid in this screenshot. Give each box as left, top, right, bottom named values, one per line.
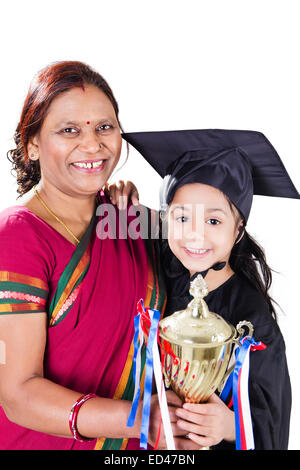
left=159, top=274, right=235, bottom=346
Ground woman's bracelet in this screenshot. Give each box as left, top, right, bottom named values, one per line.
left=69, top=393, right=97, bottom=442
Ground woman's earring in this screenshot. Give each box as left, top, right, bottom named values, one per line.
left=99, top=143, right=103, bottom=149
left=30, top=152, right=39, bottom=160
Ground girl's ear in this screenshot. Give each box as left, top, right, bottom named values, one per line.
left=235, top=222, right=245, bottom=245
left=159, top=209, right=169, bottom=240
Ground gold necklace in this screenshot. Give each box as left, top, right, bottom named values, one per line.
left=33, top=185, right=80, bottom=245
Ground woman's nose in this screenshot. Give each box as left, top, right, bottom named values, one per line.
left=79, top=131, right=101, bottom=153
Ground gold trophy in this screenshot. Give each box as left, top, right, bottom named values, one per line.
left=159, top=274, right=253, bottom=447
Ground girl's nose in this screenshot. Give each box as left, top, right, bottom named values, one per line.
left=186, top=205, right=205, bottom=241
left=185, top=229, right=205, bottom=242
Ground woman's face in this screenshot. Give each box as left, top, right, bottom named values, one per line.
left=29, top=84, right=122, bottom=197
left=167, top=183, right=242, bottom=275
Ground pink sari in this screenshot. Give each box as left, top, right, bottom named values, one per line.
left=0, top=192, right=166, bottom=450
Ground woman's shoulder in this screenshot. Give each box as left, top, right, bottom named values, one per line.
left=0, top=206, right=50, bottom=244
left=0, top=205, right=36, bottom=226
left=0, top=205, right=74, bottom=248
left=0, top=205, right=37, bottom=237
left=0, top=206, right=52, bottom=307
left=0, top=205, right=57, bottom=272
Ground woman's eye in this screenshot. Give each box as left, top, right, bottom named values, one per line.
left=97, top=124, right=113, bottom=132
left=61, top=127, right=78, bottom=134
left=207, top=218, right=220, bottom=225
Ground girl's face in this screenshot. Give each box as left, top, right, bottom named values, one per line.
left=167, top=183, right=242, bottom=276
left=29, top=84, right=122, bottom=197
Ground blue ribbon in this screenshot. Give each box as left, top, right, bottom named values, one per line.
left=220, top=336, right=263, bottom=450
left=126, top=300, right=161, bottom=450
left=219, top=370, right=233, bottom=403
left=232, top=336, right=261, bottom=450
left=233, top=337, right=252, bottom=450
left=140, top=308, right=161, bottom=449
left=127, top=313, right=143, bottom=427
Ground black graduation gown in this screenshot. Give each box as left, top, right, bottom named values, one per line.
left=164, top=273, right=292, bottom=450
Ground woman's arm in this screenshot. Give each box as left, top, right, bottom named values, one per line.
left=0, top=312, right=182, bottom=445
left=0, top=313, right=141, bottom=440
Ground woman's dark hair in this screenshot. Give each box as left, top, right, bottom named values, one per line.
left=7, top=61, right=124, bottom=196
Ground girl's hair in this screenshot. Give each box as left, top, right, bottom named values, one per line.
left=229, top=230, right=277, bottom=319
left=227, top=197, right=278, bottom=320
left=7, top=61, right=124, bottom=196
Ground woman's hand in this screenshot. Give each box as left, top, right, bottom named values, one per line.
left=105, top=180, right=139, bottom=210
left=147, top=391, right=200, bottom=450
left=175, top=393, right=235, bottom=448
left=147, top=390, right=183, bottom=449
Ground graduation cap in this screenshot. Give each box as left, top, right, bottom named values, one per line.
left=122, top=129, right=300, bottom=222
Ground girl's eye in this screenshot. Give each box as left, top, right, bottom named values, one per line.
left=207, top=218, right=220, bottom=225
left=176, top=216, right=189, bottom=223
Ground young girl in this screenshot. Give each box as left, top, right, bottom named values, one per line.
left=110, top=129, right=299, bottom=450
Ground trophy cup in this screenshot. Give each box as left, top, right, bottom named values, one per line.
left=159, top=274, right=253, bottom=448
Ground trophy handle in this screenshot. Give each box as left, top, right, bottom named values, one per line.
left=217, top=321, right=254, bottom=393
left=235, top=320, right=254, bottom=340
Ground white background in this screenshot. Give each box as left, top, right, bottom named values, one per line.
left=0, top=0, right=299, bottom=449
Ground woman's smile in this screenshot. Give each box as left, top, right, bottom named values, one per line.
left=71, top=159, right=106, bottom=173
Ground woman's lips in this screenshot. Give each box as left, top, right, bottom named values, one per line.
left=183, top=247, right=212, bottom=258
left=71, top=159, right=106, bottom=173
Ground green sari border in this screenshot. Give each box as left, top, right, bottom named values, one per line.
left=99, top=235, right=167, bottom=450
left=48, top=212, right=96, bottom=325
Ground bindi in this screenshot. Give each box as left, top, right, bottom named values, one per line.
left=86, top=121, right=90, bottom=125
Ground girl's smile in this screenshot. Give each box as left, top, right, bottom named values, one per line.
left=167, top=183, right=243, bottom=277
left=183, top=247, right=212, bottom=258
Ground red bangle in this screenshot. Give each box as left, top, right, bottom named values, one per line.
left=69, top=393, right=97, bottom=442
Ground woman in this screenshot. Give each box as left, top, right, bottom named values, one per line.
left=0, top=61, right=190, bottom=450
